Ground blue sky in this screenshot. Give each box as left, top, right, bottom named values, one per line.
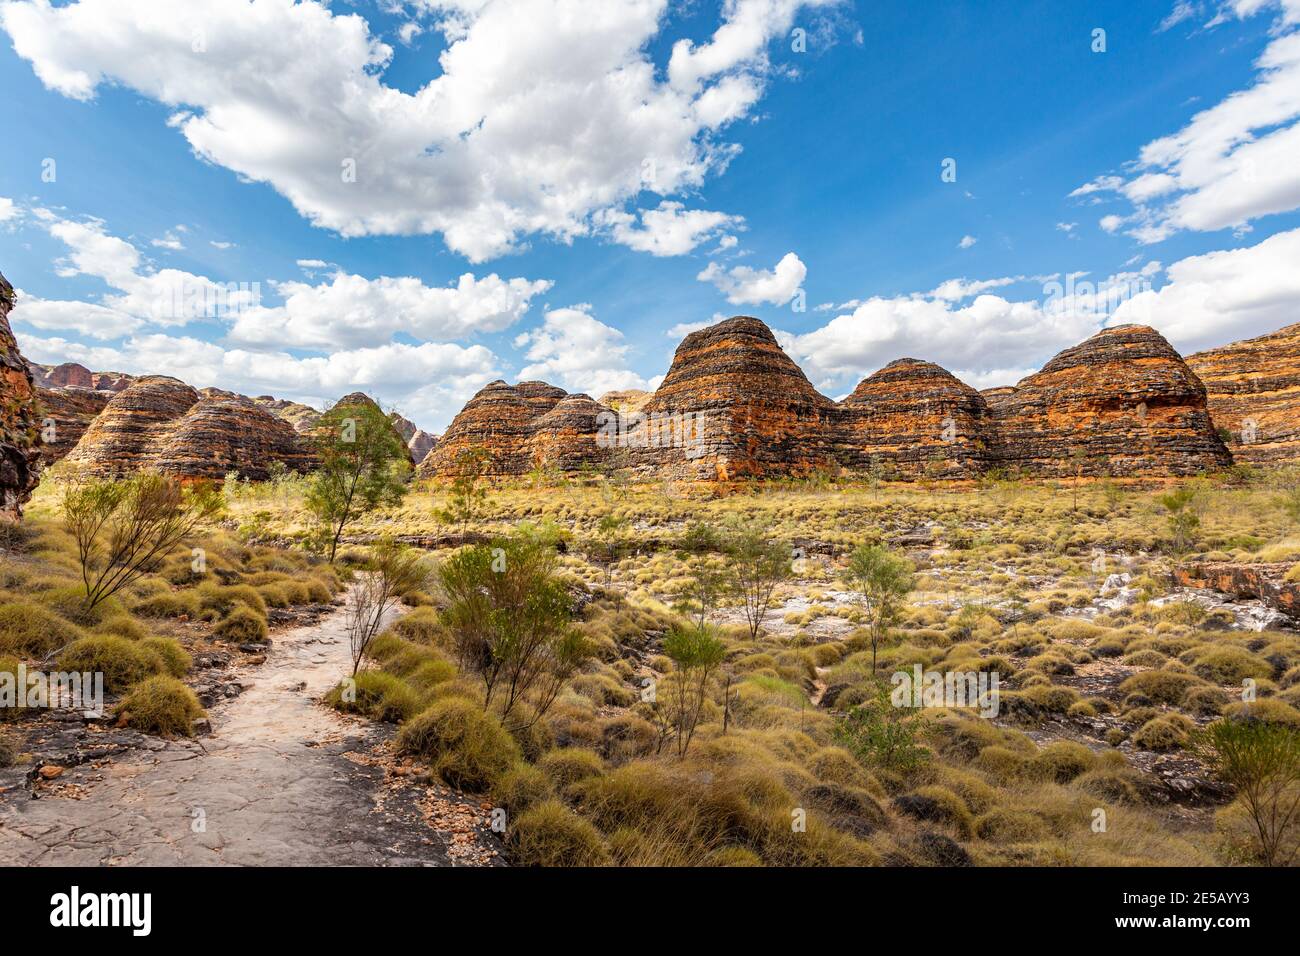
left=2, top=0, right=1300, bottom=432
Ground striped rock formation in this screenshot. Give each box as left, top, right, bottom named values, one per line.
left=35, top=385, right=112, bottom=462
left=1187, top=321, right=1300, bottom=464
left=839, top=359, right=993, bottom=479
left=983, top=324, right=1232, bottom=478
left=418, top=380, right=572, bottom=476
left=628, top=316, right=840, bottom=480
left=0, top=272, right=42, bottom=517
left=63, top=376, right=315, bottom=480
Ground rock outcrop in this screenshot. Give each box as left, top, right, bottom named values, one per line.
left=253, top=396, right=322, bottom=434
left=27, top=361, right=133, bottom=392
left=388, top=409, right=437, bottom=465
left=1187, top=322, right=1300, bottom=464
left=630, top=316, right=840, bottom=480
left=0, top=272, right=42, bottom=518
left=147, top=395, right=317, bottom=480
left=34, top=385, right=112, bottom=462
left=983, top=325, right=1232, bottom=477
left=418, top=380, right=572, bottom=476
left=839, top=359, right=993, bottom=479
left=1173, top=562, right=1300, bottom=622
left=522, top=394, right=613, bottom=473
left=62, top=376, right=315, bottom=480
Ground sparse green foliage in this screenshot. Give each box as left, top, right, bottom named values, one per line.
left=307, top=400, right=410, bottom=562
left=439, top=533, right=590, bottom=729
left=841, top=542, right=914, bottom=674
left=661, top=624, right=726, bottom=757
left=833, top=680, right=930, bottom=774
left=62, top=473, right=222, bottom=619
left=724, top=516, right=791, bottom=640
left=347, top=539, right=431, bottom=677
left=1158, top=485, right=1202, bottom=554
left=1193, top=718, right=1300, bottom=866
left=437, top=447, right=492, bottom=532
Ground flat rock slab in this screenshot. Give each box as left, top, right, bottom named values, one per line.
left=0, top=598, right=479, bottom=866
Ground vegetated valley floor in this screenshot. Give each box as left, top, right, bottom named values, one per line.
left=2, top=471, right=1298, bottom=866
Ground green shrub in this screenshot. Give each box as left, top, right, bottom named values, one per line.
left=93, top=614, right=151, bottom=641
left=510, top=800, right=611, bottom=866
left=0, top=602, right=86, bottom=656
left=1025, top=741, right=1096, bottom=783
left=114, top=675, right=204, bottom=737
left=1118, top=670, right=1205, bottom=706
left=493, top=764, right=555, bottom=816
left=132, top=591, right=200, bottom=619
left=397, top=698, right=521, bottom=791
left=898, top=785, right=973, bottom=839
left=539, top=748, right=606, bottom=791
left=212, top=606, right=268, bottom=643
left=326, top=671, right=421, bottom=722
left=0, top=730, right=15, bottom=767
left=1132, top=715, right=1192, bottom=751
left=1192, top=647, right=1273, bottom=684
left=1223, top=698, right=1300, bottom=728
left=140, top=637, right=191, bottom=677
left=57, top=635, right=159, bottom=692
left=975, top=807, right=1049, bottom=843
left=391, top=606, right=444, bottom=644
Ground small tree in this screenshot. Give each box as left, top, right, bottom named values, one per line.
left=346, top=540, right=430, bottom=677
left=585, top=513, right=629, bottom=589
left=438, top=533, right=590, bottom=730
left=842, top=542, right=914, bottom=675
left=1192, top=719, right=1300, bottom=866
left=673, top=521, right=727, bottom=629
left=724, top=516, right=791, bottom=640
left=307, top=401, right=410, bottom=562
left=662, top=624, right=726, bottom=758
left=1158, top=485, right=1201, bottom=554
left=437, top=446, right=492, bottom=533
left=834, top=680, right=930, bottom=773
left=63, top=472, right=222, bottom=615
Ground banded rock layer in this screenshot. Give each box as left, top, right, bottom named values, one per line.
left=422, top=318, right=1236, bottom=482
left=630, top=316, right=841, bottom=480
left=419, top=381, right=575, bottom=476
left=985, top=325, right=1232, bottom=478
left=63, top=376, right=316, bottom=480
left=1187, top=322, right=1300, bottom=464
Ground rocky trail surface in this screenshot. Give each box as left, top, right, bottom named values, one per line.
left=0, top=596, right=501, bottom=866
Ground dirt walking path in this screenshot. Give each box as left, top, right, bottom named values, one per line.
left=0, top=596, right=496, bottom=866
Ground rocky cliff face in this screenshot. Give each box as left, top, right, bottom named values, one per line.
left=28, top=361, right=133, bottom=392
left=62, top=376, right=315, bottom=480
left=253, top=395, right=322, bottom=434
left=387, top=409, right=437, bottom=465
left=34, top=385, right=112, bottom=462
left=523, top=394, right=613, bottom=473
left=840, top=359, right=993, bottom=479
left=148, top=395, right=318, bottom=480
left=631, top=316, right=840, bottom=480
left=984, top=324, right=1232, bottom=478
left=0, top=273, right=42, bottom=518
left=1187, top=322, right=1300, bottom=464
left=418, top=380, right=574, bottom=476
